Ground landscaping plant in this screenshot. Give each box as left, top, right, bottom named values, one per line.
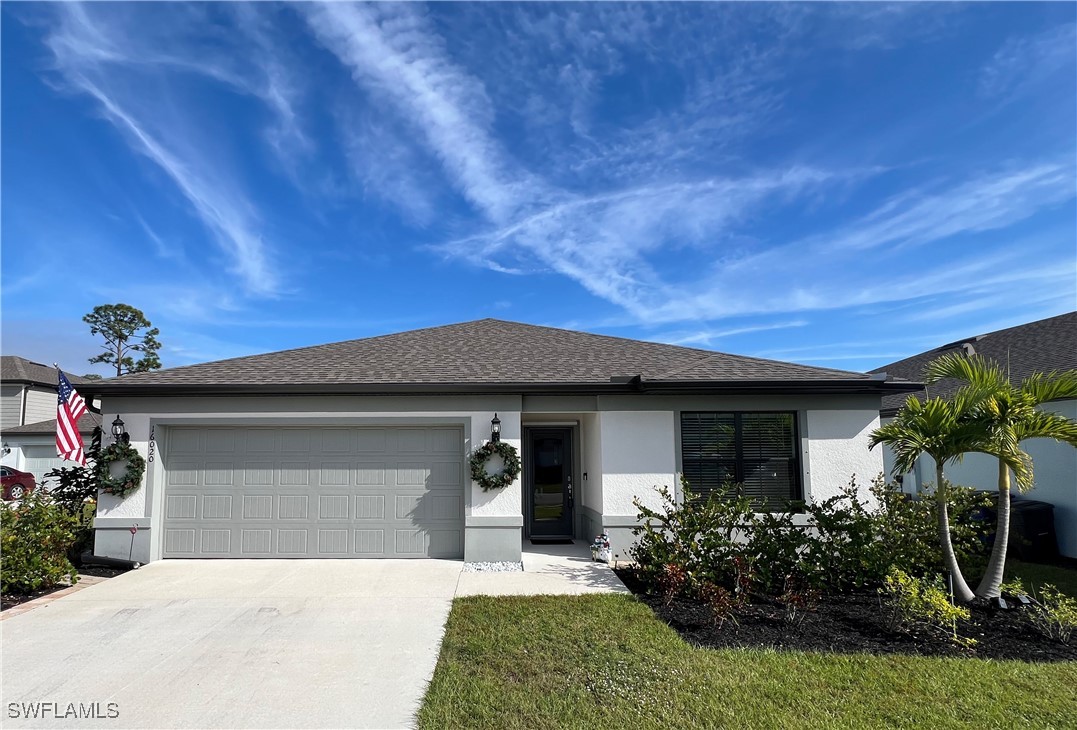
left=869, top=392, right=1024, bottom=603
left=1027, top=585, right=1077, bottom=645
left=631, top=479, right=754, bottom=597
left=880, top=568, right=974, bottom=648
left=1, top=490, right=80, bottom=594
left=44, top=427, right=103, bottom=564
left=923, top=353, right=1077, bottom=599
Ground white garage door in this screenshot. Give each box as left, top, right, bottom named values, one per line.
left=161, top=426, right=465, bottom=558
left=23, top=446, right=67, bottom=488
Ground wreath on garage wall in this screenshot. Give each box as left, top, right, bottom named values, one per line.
left=469, top=441, right=521, bottom=491
left=97, top=442, right=146, bottom=498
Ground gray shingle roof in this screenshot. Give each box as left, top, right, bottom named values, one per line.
left=2, top=413, right=96, bottom=435
left=82, top=319, right=908, bottom=395
left=1, top=356, right=87, bottom=388
left=871, top=312, right=1077, bottom=414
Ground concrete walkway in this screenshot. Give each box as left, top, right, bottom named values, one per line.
left=1, top=546, right=626, bottom=729
left=456, top=540, right=629, bottom=596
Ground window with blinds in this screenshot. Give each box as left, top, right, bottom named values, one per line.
left=680, top=411, right=801, bottom=510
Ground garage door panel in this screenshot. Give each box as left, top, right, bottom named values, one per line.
left=202, top=495, right=232, bottom=519
left=204, top=430, right=237, bottom=453
left=280, top=462, right=310, bottom=486
left=319, top=495, right=350, bottom=519
left=242, top=529, right=271, bottom=554
left=355, top=464, right=386, bottom=485
left=355, top=495, right=384, bottom=520
left=162, top=426, right=464, bottom=558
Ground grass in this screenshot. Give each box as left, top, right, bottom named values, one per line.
left=418, top=593, right=1077, bottom=729
left=1004, top=560, right=1077, bottom=598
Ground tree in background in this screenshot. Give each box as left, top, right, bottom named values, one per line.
left=924, top=353, right=1077, bottom=599
left=84, top=304, right=162, bottom=376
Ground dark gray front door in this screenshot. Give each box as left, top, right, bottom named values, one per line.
left=526, top=428, right=573, bottom=538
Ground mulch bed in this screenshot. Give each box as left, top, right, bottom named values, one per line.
left=1, top=565, right=130, bottom=611
left=614, top=567, right=1077, bottom=663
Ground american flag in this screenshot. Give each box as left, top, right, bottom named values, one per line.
left=56, top=370, right=88, bottom=466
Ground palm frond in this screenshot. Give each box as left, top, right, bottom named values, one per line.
left=1019, top=370, right=1077, bottom=406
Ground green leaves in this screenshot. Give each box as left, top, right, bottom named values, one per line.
left=0, top=491, right=80, bottom=594
left=84, top=303, right=163, bottom=376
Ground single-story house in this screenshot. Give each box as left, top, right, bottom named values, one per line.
left=1, top=356, right=94, bottom=479
left=80, top=319, right=917, bottom=564
left=871, top=311, right=1077, bottom=559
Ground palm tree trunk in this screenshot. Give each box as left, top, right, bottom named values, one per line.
left=936, top=465, right=975, bottom=603
left=975, top=460, right=1011, bottom=599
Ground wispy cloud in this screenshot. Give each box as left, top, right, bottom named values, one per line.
left=979, top=23, right=1077, bottom=102
left=302, top=3, right=546, bottom=225
left=45, top=3, right=282, bottom=297
left=653, top=320, right=810, bottom=348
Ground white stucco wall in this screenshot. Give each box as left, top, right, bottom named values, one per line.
left=599, top=410, right=677, bottom=516
left=804, top=409, right=883, bottom=506
left=580, top=412, right=603, bottom=511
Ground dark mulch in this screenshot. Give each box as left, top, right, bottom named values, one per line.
left=1, top=565, right=130, bottom=611
left=614, top=567, right=1077, bottom=663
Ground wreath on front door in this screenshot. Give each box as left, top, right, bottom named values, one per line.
left=469, top=441, right=521, bottom=491
left=97, top=442, right=146, bottom=498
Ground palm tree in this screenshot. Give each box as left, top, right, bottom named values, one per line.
left=923, top=353, right=1077, bottom=599
left=869, top=393, right=1006, bottom=602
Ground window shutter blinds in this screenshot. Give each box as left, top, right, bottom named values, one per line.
left=681, top=411, right=800, bottom=510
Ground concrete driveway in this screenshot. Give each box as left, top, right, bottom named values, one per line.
left=1, top=560, right=462, bottom=729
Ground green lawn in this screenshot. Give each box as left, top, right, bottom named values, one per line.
left=1004, top=560, right=1077, bottom=598
left=419, top=594, right=1077, bottom=729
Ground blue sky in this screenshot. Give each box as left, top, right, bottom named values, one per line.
left=2, top=2, right=1074, bottom=377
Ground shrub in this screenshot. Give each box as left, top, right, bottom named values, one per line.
left=801, top=478, right=885, bottom=591
left=870, top=477, right=992, bottom=579
left=1028, top=585, right=1077, bottom=645
left=631, top=475, right=994, bottom=600
left=745, top=509, right=809, bottom=594
left=44, top=437, right=101, bottom=567
left=1, top=491, right=80, bottom=594
left=631, top=479, right=754, bottom=598
left=880, top=568, right=974, bottom=648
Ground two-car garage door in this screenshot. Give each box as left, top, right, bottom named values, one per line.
left=161, top=426, right=464, bottom=558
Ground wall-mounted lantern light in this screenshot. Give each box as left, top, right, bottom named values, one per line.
left=490, top=413, right=502, bottom=443
left=1, top=443, right=10, bottom=457
left=111, top=416, right=130, bottom=445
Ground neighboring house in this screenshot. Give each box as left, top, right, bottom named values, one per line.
left=871, top=312, right=1077, bottom=559
left=1, top=414, right=98, bottom=485
left=1, top=357, right=93, bottom=480
left=0, top=356, right=87, bottom=431
left=80, top=319, right=916, bottom=564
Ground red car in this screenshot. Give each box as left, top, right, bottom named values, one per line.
left=1, top=467, right=37, bottom=500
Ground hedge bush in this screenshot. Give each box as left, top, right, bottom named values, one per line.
left=630, top=475, right=992, bottom=599
left=1, top=490, right=80, bottom=594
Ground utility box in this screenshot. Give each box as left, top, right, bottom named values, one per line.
left=1008, top=500, right=1059, bottom=563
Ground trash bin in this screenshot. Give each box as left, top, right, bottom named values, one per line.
left=1008, top=500, right=1059, bottom=563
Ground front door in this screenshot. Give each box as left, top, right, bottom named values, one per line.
left=526, top=428, right=574, bottom=538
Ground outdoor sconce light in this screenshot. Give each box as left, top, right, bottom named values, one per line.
left=1, top=443, right=9, bottom=457
left=490, top=413, right=502, bottom=443
left=111, top=416, right=130, bottom=445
